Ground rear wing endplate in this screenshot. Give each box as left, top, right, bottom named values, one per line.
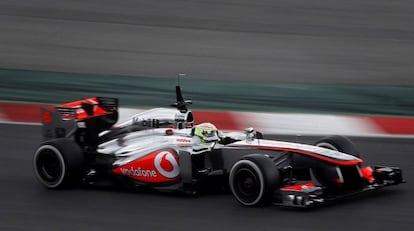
left=41, top=97, right=119, bottom=142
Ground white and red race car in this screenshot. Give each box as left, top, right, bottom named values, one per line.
left=33, top=86, right=405, bottom=207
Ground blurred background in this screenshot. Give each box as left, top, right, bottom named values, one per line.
left=0, top=2, right=413, bottom=230
left=1, top=0, right=414, bottom=116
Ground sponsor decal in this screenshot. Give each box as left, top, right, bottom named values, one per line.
left=120, top=167, right=157, bottom=177
left=176, top=138, right=192, bottom=143
left=154, top=151, right=180, bottom=178
left=175, top=113, right=185, bottom=121
left=112, top=149, right=180, bottom=183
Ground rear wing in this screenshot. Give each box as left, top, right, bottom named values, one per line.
left=41, top=97, right=118, bottom=146
left=57, top=97, right=118, bottom=121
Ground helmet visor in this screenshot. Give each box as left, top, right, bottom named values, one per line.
left=202, top=130, right=219, bottom=142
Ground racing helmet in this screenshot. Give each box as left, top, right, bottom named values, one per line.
left=194, top=122, right=220, bottom=143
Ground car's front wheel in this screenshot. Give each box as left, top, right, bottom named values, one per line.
left=229, top=155, right=280, bottom=207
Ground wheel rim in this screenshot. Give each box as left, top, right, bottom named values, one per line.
left=34, top=146, right=65, bottom=187
left=233, top=167, right=260, bottom=203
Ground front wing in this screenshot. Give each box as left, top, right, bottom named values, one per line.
left=273, top=166, right=405, bottom=208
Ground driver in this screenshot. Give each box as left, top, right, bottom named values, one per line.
left=190, top=122, right=222, bottom=174
left=193, top=122, right=221, bottom=143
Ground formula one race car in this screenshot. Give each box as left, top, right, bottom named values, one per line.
left=33, top=86, right=405, bottom=207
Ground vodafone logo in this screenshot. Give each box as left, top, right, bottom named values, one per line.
left=154, top=151, right=180, bottom=178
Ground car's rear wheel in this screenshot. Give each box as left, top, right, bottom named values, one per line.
left=315, top=135, right=360, bottom=158
left=229, top=155, right=280, bottom=207
left=34, top=138, right=84, bottom=189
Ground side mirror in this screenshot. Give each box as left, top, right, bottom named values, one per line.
left=244, top=127, right=255, bottom=141
left=244, top=127, right=264, bottom=140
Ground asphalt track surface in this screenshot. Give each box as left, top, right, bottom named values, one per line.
left=1, top=0, right=414, bottom=85
left=0, top=123, right=412, bottom=231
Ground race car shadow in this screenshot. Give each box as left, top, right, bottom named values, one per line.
left=68, top=178, right=408, bottom=212
left=78, top=179, right=230, bottom=200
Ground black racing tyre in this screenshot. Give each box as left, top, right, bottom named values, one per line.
left=33, top=138, right=84, bottom=189
left=314, top=135, right=360, bottom=158
left=229, top=155, right=280, bottom=207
